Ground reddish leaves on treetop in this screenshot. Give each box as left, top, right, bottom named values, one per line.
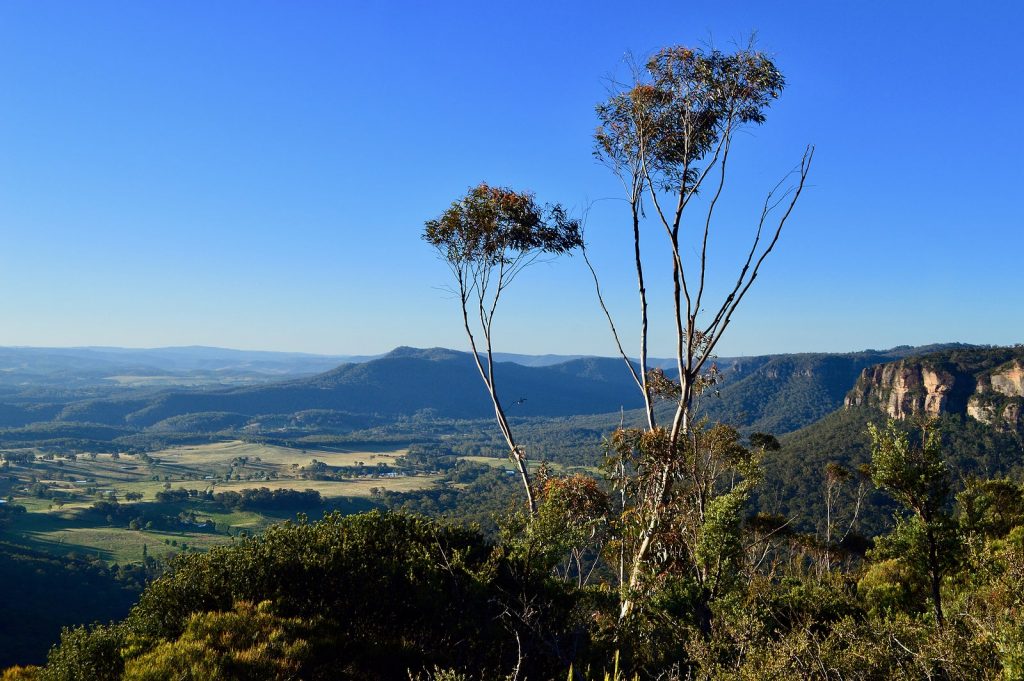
left=423, top=182, right=581, bottom=266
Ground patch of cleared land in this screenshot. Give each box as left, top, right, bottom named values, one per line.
left=459, top=455, right=595, bottom=474
left=1, top=440, right=435, bottom=565
left=151, top=440, right=408, bottom=468
left=208, top=476, right=437, bottom=497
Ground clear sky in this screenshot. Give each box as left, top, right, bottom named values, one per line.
left=2, top=1, right=1021, bottom=357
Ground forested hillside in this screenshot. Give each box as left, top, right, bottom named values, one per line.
left=0, top=541, right=145, bottom=668
left=0, top=344, right=974, bottom=455
left=699, top=344, right=972, bottom=434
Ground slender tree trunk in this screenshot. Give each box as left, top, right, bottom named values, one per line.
left=927, top=525, right=944, bottom=628
left=619, top=377, right=694, bottom=624
left=493, top=395, right=535, bottom=514
left=460, top=286, right=536, bottom=514
left=695, top=592, right=713, bottom=638
left=619, top=458, right=672, bottom=620
left=632, top=201, right=655, bottom=431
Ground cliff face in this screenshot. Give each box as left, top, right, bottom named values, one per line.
left=968, top=360, right=1024, bottom=430
left=844, top=362, right=962, bottom=419
left=989, top=361, right=1024, bottom=397
left=845, top=350, right=1024, bottom=434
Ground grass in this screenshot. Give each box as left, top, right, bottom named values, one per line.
left=459, top=455, right=597, bottom=474
left=3, top=509, right=231, bottom=563
left=22, top=525, right=225, bottom=564
left=151, top=440, right=409, bottom=468
left=1, top=440, right=432, bottom=565
left=207, top=475, right=439, bottom=498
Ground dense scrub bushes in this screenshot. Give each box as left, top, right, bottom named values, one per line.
left=11, top=426, right=1024, bottom=680
left=30, top=511, right=595, bottom=680
left=10, top=508, right=1024, bottom=679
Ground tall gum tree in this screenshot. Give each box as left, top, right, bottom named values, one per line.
left=588, top=44, right=814, bottom=623
left=424, top=183, right=582, bottom=514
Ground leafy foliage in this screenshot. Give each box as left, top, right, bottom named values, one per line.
left=595, top=45, right=784, bottom=189
left=120, top=601, right=314, bottom=681
left=30, top=511, right=596, bottom=679
left=423, top=183, right=581, bottom=265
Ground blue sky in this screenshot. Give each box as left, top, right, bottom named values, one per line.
left=1, top=1, right=1021, bottom=357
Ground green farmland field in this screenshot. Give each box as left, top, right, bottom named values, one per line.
left=0, top=440, right=436, bottom=565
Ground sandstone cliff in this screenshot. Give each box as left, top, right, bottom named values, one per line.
left=968, top=360, right=1024, bottom=431
left=844, top=348, right=1024, bottom=433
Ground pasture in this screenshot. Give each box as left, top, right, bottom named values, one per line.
left=150, top=439, right=409, bottom=468
left=0, top=440, right=436, bottom=565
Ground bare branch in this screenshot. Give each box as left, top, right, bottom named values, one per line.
left=696, top=144, right=814, bottom=374
left=580, top=236, right=644, bottom=395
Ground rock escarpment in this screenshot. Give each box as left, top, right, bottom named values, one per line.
left=989, top=361, right=1024, bottom=397
left=845, top=349, right=1024, bottom=434
left=968, top=360, right=1024, bottom=431
left=844, top=362, right=958, bottom=418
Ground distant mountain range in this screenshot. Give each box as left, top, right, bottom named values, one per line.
left=3, top=341, right=1019, bottom=542
left=0, top=345, right=671, bottom=388
left=0, top=341, right=987, bottom=438
left=39, top=347, right=647, bottom=428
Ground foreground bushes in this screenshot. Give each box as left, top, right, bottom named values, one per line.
left=31, top=511, right=592, bottom=680
left=11, top=484, right=1024, bottom=680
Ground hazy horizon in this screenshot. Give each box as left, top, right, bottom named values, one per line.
left=0, top=339, right=999, bottom=361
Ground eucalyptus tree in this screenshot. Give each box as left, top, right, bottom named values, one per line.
left=424, top=183, right=582, bottom=513
left=589, top=44, right=814, bottom=623
left=869, top=419, right=954, bottom=627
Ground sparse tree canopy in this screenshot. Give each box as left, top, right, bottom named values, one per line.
left=424, top=183, right=582, bottom=513
left=423, top=183, right=581, bottom=267
left=595, top=46, right=786, bottom=191
left=588, top=42, right=813, bottom=625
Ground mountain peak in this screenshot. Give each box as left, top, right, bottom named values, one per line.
left=382, top=347, right=466, bottom=362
